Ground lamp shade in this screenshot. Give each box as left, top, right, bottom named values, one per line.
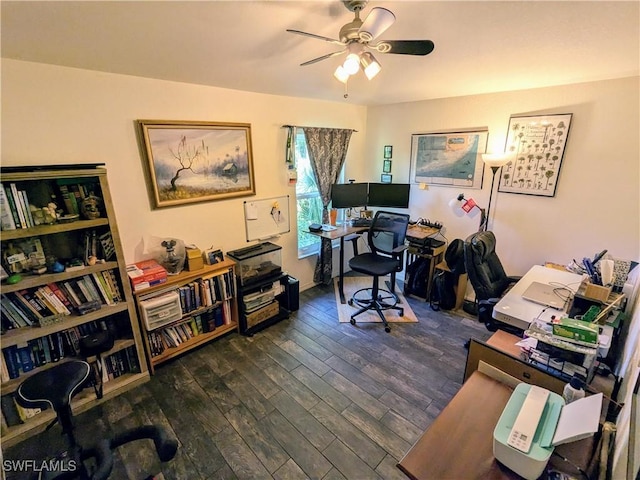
left=482, top=152, right=512, bottom=168
left=360, top=52, right=381, bottom=80
left=334, top=65, right=350, bottom=83
left=358, top=7, right=396, bottom=42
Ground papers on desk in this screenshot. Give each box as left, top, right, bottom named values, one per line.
left=321, top=225, right=337, bottom=231
left=550, top=393, right=603, bottom=446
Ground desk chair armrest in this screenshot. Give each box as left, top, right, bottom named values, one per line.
left=392, top=244, right=409, bottom=254
left=506, top=276, right=522, bottom=283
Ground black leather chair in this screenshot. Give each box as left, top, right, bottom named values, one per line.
left=463, top=230, right=521, bottom=333
left=348, top=211, right=410, bottom=332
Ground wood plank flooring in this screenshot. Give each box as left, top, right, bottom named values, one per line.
left=4, top=280, right=492, bottom=480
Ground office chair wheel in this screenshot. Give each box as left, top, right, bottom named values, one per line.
left=398, top=308, right=404, bottom=317
left=350, top=317, right=356, bottom=325
left=385, top=326, right=391, bottom=333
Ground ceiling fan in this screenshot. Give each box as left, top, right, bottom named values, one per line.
left=287, top=0, right=434, bottom=84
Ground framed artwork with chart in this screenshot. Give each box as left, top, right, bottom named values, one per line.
left=410, top=129, right=488, bottom=189
left=498, top=113, right=572, bottom=197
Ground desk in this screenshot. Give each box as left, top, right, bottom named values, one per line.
left=398, top=348, right=595, bottom=480
left=305, top=224, right=367, bottom=304
left=493, top=265, right=584, bottom=330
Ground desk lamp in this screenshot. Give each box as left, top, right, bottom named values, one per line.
left=481, top=153, right=512, bottom=230
left=449, top=193, right=486, bottom=231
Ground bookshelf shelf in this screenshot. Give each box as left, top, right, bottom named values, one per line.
left=0, top=165, right=149, bottom=447
left=0, top=218, right=109, bottom=241
left=133, top=260, right=239, bottom=373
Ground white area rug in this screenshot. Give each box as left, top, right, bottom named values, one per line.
left=334, top=276, right=418, bottom=324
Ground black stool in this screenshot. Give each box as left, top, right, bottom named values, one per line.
left=18, top=360, right=90, bottom=448
left=15, top=360, right=178, bottom=480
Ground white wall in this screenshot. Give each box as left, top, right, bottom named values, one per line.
left=1, top=59, right=367, bottom=291
left=365, top=77, right=640, bottom=276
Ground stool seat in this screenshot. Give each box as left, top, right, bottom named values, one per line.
left=17, top=360, right=90, bottom=412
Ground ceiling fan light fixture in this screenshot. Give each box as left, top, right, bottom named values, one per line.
left=358, top=7, right=396, bottom=42
left=360, top=52, right=381, bottom=80
left=334, top=65, right=350, bottom=83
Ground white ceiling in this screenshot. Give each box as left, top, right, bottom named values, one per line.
left=2, top=1, right=639, bottom=106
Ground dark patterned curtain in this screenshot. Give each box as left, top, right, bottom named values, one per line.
left=304, top=127, right=354, bottom=285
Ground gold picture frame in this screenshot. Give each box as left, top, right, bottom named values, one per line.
left=137, top=120, right=255, bottom=209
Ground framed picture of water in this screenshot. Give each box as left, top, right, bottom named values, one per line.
left=410, top=129, right=488, bottom=189
left=137, top=120, right=255, bottom=208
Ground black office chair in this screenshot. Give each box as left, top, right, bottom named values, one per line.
left=463, top=230, right=522, bottom=333
left=348, top=211, right=410, bottom=332
left=16, top=360, right=178, bottom=479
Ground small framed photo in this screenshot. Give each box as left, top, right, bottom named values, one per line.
left=383, top=159, right=392, bottom=173
left=383, top=145, right=393, bottom=159
left=381, top=174, right=392, bottom=183
left=361, top=209, right=373, bottom=219
left=204, top=248, right=224, bottom=265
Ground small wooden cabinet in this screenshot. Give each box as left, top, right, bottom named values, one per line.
left=0, top=165, right=149, bottom=447
left=133, top=260, right=239, bottom=373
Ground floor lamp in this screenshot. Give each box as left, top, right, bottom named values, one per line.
left=481, top=153, right=512, bottom=230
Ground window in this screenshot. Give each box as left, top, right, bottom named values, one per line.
left=294, top=129, right=323, bottom=257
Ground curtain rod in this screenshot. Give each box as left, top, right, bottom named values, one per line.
left=281, top=125, right=358, bottom=132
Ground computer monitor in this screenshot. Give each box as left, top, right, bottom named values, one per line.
left=367, top=183, right=411, bottom=208
left=330, top=183, right=368, bottom=209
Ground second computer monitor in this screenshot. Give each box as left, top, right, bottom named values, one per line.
left=330, top=182, right=368, bottom=209
left=367, top=183, right=410, bottom=208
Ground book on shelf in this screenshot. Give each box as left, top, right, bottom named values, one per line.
left=2, top=346, right=20, bottom=380
left=0, top=183, right=16, bottom=231
left=7, top=292, right=40, bottom=325
left=102, top=270, right=123, bottom=302
left=46, top=283, right=73, bottom=314
left=40, top=285, right=71, bottom=315
left=1, top=294, right=32, bottom=327
left=9, top=184, right=28, bottom=229
left=81, top=275, right=103, bottom=304
left=3, top=185, right=22, bottom=229
left=1, top=395, right=22, bottom=427
left=57, top=183, right=79, bottom=215
left=91, top=272, right=113, bottom=305
left=20, top=191, right=35, bottom=228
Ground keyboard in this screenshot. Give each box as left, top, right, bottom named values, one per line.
left=351, top=218, right=372, bottom=227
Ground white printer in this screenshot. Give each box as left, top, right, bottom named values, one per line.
left=493, top=383, right=602, bottom=480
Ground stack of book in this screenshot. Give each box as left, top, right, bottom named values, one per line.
left=146, top=304, right=227, bottom=357
left=0, top=271, right=123, bottom=331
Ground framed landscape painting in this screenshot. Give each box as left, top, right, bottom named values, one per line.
left=137, top=120, right=255, bottom=208
left=498, top=113, right=572, bottom=197
left=410, top=129, right=488, bottom=189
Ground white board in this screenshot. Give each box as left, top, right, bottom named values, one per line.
left=244, top=195, right=290, bottom=242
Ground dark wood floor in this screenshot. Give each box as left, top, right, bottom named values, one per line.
left=5, top=280, right=492, bottom=480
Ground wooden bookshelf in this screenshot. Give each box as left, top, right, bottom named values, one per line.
left=0, top=165, right=150, bottom=448
left=133, top=260, right=239, bottom=373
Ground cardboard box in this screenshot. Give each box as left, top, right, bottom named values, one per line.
left=126, top=259, right=167, bottom=292
left=245, top=301, right=279, bottom=329
left=583, top=283, right=612, bottom=303
left=185, top=246, right=204, bottom=271
left=552, top=317, right=599, bottom=345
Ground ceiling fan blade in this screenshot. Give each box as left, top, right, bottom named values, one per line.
left=374, top=40, right=435, bottom=56
left=358, top=7, right=396, bottom=42
left=300, top=50, right=346, bottom=66
left=286, top=29, right=344, bottom=46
